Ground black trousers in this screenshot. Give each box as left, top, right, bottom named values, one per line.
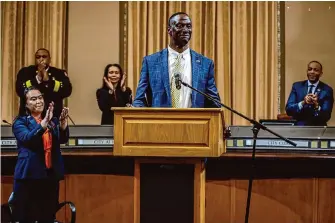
left=12, top=178, right=59, bottom=223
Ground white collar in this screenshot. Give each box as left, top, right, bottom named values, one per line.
left=308, top=80, right=319, bottom=87
left=168, top=45, right=190, bottom=59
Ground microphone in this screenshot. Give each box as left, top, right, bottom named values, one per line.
left=2, top=120, right=12, bottom=126
left=174, top=73, right=182, bottom=90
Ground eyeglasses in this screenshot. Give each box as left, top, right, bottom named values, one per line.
left=35, top=55, right=49, bottom=59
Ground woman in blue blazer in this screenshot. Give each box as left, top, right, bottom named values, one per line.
left=11, top=86, right=69, bottom=222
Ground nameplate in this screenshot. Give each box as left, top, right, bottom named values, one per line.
left=1, top=139, right=17, bottom=146
left=330, top=141, right=335, bottom=148
left=245, top=139, right=309, bottom=147
left=77, top=139, right=114, bottom=146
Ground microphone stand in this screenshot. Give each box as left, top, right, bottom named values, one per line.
left=68, top=115, right=76, bottom=125
left=179, top=80, right=297, bottom=223
left=2, top=120, right=12, bottom=126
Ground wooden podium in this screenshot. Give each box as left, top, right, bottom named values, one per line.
left=113, top=108, right=226, bottom=223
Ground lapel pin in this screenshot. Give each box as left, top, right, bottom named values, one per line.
left=196, top=60, right=200, bottom=63
left=316, top=88, right=321, bottom=96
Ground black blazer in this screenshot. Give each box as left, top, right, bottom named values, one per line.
left=96, top=87, right=132, bottom=125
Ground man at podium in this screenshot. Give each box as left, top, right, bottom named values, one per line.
left=133, top=12, right=221, bottom=108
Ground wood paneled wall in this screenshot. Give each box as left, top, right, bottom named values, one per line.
left=2, top=155, right=335, bottom=223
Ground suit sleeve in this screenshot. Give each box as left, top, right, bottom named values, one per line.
left=96, top=89, right=115, bottom=112
left=46, top=70, right=72, bottom=99
left=315, top=87, right=334, bottom=123
left=59, top=126, right=70, bottom=144
left=285, top=84, right=302, bottom=117
left=15, top=67, right=41, bottom=98
left=120, top=87, right=133, bottom=104
left=12, top=117, right=46, bottom=150
left=133, top=57, right=150, bottom=107
left=205, top=61, right=221, bottom=108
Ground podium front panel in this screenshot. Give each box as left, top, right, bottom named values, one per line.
left=113, top=108, right=225, bottom=157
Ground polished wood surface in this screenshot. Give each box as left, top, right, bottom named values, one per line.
left=1, top=176, right=14, bottom=204
left=65, top=174, right=134, bottom=223
left=206, top=178, right=335, bottom=223
left=2, top=153, right=335, bottom=223
left=3, top=151, right=335, bottom=159
left=113, top=108, right=225, bottom=157
left=205, top=156, right=335, bottom=223
left=194, top=161, right=206, bottom=223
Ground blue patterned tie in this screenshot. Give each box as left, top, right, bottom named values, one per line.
left=308, top=85, right=314, bottom=94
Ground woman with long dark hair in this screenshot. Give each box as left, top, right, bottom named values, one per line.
left=96, top=64, right=132, bottom=125
left=11, top=86, right=69, bottom=222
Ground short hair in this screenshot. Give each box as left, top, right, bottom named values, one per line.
left=168, top=12, right=190, bottom=27
left=308, top=60, right=323, bottom=71
left=35, top=48, right=51, bottom=57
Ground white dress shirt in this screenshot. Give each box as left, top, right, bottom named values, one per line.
left=298, top=80, right=320, bottom=110
left=307, top=80, right=319, bottom=94
left=168, top=46, right=192, bottom=108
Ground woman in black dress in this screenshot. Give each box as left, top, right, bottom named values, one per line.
left=96, top=64, right=132, bottom=125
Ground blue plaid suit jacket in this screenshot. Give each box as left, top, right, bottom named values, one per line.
left=286, top=80, right=334, bottom=126
left=133, top=48, right=221, bottom=108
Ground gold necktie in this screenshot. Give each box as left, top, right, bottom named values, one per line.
left=171, top=55, right=182, bottom=108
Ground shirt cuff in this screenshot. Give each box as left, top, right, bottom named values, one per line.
left=298, top=101, right=303, bottom=110
left=36, top=75, right=42, bottom=84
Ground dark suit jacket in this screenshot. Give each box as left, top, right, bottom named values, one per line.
left=133, top=48, right=221, bottom=108
left=16, top=65, right=72, bottom=118
left=286, top=80, right=334, bottom=126
left=96, top=87, right=132, bottom=125
left=12, top=116, right=69, bottom=180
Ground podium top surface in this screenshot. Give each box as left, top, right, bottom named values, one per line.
left=112, top=108, right=223, bottom=112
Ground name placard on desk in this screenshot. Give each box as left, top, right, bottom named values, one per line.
left=77, top=139, right=114, bottom=146
left=245, top=139, right=309, bottom=148
left=1, top=139, right=17, bottom=146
